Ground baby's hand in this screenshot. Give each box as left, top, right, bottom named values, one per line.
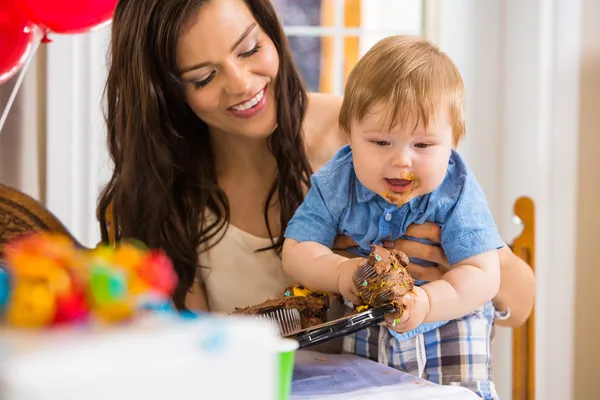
left=385, top=286, right=430, bottom=333
left=337, top=258, right=364, bottom=305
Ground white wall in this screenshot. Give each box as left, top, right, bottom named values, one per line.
left=432, top=1, right=581, bottom=399
left=360, top=0, right=423, bottom=54
left=574, top=0, right=600, bottom=396
left=45, top=27, right=110, bottom=248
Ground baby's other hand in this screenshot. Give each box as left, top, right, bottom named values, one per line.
left=385, top=286, right=430, bottom=333
left=337, top=258, right=364, bottom=305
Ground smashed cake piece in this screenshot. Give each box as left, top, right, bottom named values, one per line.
left=356, top=245, right=414, bottom=318
left=231, top=285, right=330, bottom=329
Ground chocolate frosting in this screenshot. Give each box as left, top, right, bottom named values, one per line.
left=358, top=245, right=414, bottom=319
left=231, top=286, right=330, bottom=329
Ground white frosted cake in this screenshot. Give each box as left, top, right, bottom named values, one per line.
left=0, top=314, right=283, bottom=400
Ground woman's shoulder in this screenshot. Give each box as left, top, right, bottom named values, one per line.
left=304, top=92, right=344, bottom=142
left=303, top=93, right=348, bottom=171
left=308, top=92, right=343, bottom=113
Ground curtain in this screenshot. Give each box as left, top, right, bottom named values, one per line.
left=0, top=47, right=46, bottom=203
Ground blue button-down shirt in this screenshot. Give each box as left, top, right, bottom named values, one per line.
left=284, top=145, right=503, bottom=340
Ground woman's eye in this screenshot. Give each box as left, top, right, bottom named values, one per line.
left=193, top=71, right=216, bottom=89
left=240, top=44, right=262, bottom=58
left=373, top=140, right=390, bottom=147
left=415, top=143, right=430, bottom=149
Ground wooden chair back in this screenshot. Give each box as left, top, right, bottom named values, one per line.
left=509, top=196, right=536, bottom=400
left=0, top=183, right=78, bottom=254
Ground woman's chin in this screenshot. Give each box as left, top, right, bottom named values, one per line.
left=235, top=118, right=278, bottom=139
left=227, top=106, right=278, bottom=139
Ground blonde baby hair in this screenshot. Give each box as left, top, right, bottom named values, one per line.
left=339, top=35, right=465, bottom=147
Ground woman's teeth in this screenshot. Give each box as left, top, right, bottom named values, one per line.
left=231, top=89, right=264, bottom=111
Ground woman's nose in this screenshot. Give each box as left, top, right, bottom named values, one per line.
left=224, top=65, right=251, bottom=96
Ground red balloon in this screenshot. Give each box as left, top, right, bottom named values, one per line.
left=0, top=1, right=37, bottom=84
left=18, top=0, right=117, bottom=35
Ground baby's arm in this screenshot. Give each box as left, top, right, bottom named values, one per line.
left=419, top=159, right=503, bottom=323
left=282, top=239, right=363, bottom=303
left=281, top=163, right=363, bottom=303
left=282, top=240, right=345, bottom=293
left=422, top=249, right=500, bottom=322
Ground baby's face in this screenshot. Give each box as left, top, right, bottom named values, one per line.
left=349, top=104, right=453, bottom=207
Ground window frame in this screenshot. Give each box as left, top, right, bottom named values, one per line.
left=278, top=0, right=427, bottom=95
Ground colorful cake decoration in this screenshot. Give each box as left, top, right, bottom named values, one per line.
left=0, top=232, right=178, bottom=328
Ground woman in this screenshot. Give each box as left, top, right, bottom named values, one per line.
left=98, top=0, right=534, bottom=328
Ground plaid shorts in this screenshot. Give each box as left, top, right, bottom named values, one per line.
left=343, top=302, right=499, bottom=400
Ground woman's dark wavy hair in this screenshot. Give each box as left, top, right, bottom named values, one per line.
left=97, top=0, right=312, bottom=309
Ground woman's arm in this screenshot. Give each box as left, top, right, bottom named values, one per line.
left=381, top=223, right=535, bottom=328
left=493, top=244, right=536, bottom=327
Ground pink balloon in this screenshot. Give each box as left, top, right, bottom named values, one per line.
left=0, top=0, right=37, bottom=84
left=18, top=0, right=117, bottom=35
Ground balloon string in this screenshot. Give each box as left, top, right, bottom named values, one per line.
left=0, top=32, right=43, bottom=136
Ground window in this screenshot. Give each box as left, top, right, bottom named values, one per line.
left=271, top=0, right=426, bottom=95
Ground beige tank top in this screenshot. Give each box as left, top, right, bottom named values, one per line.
left=198, top=218, right=296, bottom=314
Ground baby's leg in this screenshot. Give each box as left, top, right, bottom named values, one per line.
left=343, top=325, right=424, bottom=375
left=342, top=325, right=382, bottom=362
left=420, top=302, right=499, bottom=399
left=343, top=303, right=498, bottom=399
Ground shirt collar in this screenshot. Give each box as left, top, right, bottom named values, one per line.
left=356, top=179, right=378, bottom=204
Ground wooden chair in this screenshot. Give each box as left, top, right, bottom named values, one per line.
left=0, top=183, right=79, bottom=254
left=509, top=196, right=536, bottom=400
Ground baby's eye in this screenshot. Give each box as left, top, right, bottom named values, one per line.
left=373, top=140, right=390, bottom=147
left=414, top=143, right=430, bottom=149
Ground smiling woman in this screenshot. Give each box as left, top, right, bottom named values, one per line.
left=177, top=8, right=280, bottom=138
left=98, top=0, right=316, bottom=309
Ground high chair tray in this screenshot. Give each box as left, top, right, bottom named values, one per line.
left=285, top=304, right=397, bottom=349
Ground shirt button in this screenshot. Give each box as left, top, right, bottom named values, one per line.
left=384, top=213, right=392, bottom=222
